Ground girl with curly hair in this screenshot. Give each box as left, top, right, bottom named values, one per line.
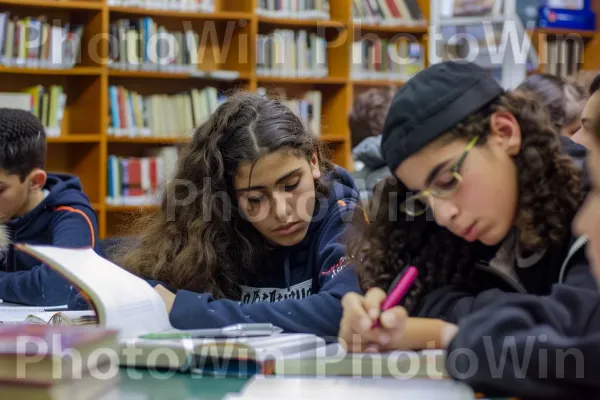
left=107, top=91, right=361, bottom=337
left=339, top=62, right=599, bottom=396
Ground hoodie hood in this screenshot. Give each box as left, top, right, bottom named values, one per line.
left=560, top=135, right=590, bottom=195
left=7, top=173, right=94, bottom=234
left=352, top=135, right=386, bottom=169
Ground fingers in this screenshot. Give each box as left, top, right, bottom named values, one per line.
left=363, top=287, right=387, bottom=321
left=379, top=306, right=408, bottom=330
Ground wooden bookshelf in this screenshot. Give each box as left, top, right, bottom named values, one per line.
left=0, top=0, right=434, bottom=237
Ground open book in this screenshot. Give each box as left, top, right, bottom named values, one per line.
left=13, top=244, right=326, bottom=373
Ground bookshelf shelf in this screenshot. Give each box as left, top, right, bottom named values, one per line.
left=352, top=79, right=405, bottom=87
left=108, top=70, right=251, bottom=81
left=257, top=16, right=346, bottom=29
left=321, top=134, right=347, bottom=143
left=351, top=23, right=427, bottom=34
left=533, top=28, right=596, bottom=39
left=256, top=77, right=347, bottom=85
left=47, top=135, right=102, bottom=143
left=0, top=67, right=103, bottom=76
left=0, top=0, right=104, bottom=10
left=108, top=7, right=252, bottom=20
left=107, top=136, right=191, bottom=144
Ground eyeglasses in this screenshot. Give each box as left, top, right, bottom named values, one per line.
left=400, top=135, right=480, bottom=217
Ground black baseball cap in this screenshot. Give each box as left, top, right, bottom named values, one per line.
left=381, top=61, right=505, bottom=172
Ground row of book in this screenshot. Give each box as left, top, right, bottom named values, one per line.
left=256, top=30, right=328, bottom=78
left=109, top=18, right=199, bottom=73
left=0, top=13, right=83, bottom=69
left=258, top=88, right=322, bottom=137
left=107, top=0, right=214, bottom=12
left=256, top=0, right=330, bottom=20
left=0, top=86, right=65, bottom=137
left=541, top=38, right=584, bottom=79
left=351, top=37, right=425, bottom=81
left=107, top=148, right=178, bottom=206
left=352, top=0, right=425, bottom=26
left=108, top=85, right=224, bottom=137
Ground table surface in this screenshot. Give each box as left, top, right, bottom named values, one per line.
left=116, top=368, right=248, bottom=400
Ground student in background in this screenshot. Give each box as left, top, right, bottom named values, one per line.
left=518, top=73, right=587, bottom=138
left=348, top=87, right=395, bottom=203
left=338, top=62, right=598, bottom=382
left=110, top=92, right=361, bottom=337
left=0, top=108, right=99, bottom=306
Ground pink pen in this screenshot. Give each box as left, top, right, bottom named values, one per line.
left=371, top=265, right=418, bottom=329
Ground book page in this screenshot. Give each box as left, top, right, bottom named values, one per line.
left=15, top=245, right=173, bottom=339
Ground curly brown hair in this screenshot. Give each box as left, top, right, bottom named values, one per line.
left=111, top=91, right=334, bottom=300
left=350, top=89, right=584, bottom=313
left=348, top=87, right=396, bottom=146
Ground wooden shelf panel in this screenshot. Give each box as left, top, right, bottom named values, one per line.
left=256, top=76, right=347, bottom=85
left=47, top=134, right=102, bottom=143
left=107, top=136, right=191, bottom=144
left=258, top=16, right=346, bottom=29
left=352, top=79, right=405, bottom=86
left=352, top=23, right=427, bottom=34
left=109, top=70, right=251, bottom=80
left=533, top=28, right=595, bottom=39
left=108, top=6, right=251, bottom=20
left=0, top=0, right=103, bottom=10
left=0, top=66, right=103, bottom=76
left=321, top=135, right=347, bottom=143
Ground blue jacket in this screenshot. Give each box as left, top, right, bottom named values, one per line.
left=166, top=167, right=362, bottom=338
left=0, top=173, right=99, bottom=306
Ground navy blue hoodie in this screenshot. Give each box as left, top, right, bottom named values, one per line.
left=1, top=173, right=99, bottom=306
left=164, top=167, right=362, bottom=338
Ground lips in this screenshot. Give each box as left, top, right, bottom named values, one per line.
left=274, top=221, right=301, bottom=235
left=460, top=222, right=478, bottom=242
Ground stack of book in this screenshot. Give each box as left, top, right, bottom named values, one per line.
left=351, top=0, right=426, bottom=26
left=258, top=88, right=322, bottom=136
left=0, top=324, right=119, bottom=400
left=108, top=85, right=223, bottom=138
left=0, top=86, right=66, bottom=137
left=107, top=0, right=214, bottom=12
left=256, top=0, right=330, bottom=20
left=351, top=37, right=424, bottom=81
left=107, top=147, right=179, bottom=206
left=109, top=17, right=200, bottom=73
left=256, top=30, right=328, bottom=77
left=0, top=13, right=84, bottom=69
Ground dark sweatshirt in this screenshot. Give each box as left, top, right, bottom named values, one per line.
left=165, top=167, right=362, bottom=338
left=414, top=138, right=600, bottom=398
left=1, top=173, right=99, bottom=306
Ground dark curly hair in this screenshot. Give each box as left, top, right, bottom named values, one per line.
left=112, top=91, right=334, bottom=300
left=0, top=108, right=46, bottom=180
left=348, top=87, right=396, bottom=147
left=349, top=89, right=584, bottom=313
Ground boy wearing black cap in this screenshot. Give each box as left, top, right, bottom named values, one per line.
left=339, top=61, right=600, bottom=398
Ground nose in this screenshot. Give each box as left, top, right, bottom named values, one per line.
left=272, top=191, right=292, bottom=222
left=431, top=197, right=459, bottom=227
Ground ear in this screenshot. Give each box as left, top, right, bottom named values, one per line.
left=28, top=169, right=46, bottom=191
left=488, top=111, right=522, bottom=156
left=309, top=152, right=321, bottom=180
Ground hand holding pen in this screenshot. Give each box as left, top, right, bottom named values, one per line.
left=338, top=266, right=417, bottom=353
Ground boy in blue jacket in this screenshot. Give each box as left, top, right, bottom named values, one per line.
left=0, top=108, right=99, bottom=306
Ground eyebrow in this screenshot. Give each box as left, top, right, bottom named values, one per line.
left=424, top=160, right=451, bottom=188
left=236, top=167, right=302, bottom=192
